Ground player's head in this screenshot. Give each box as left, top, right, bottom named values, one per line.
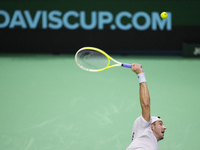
left=151, top=116, right=167, bottom=141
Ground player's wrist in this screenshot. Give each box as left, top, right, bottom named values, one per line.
left=136, top=70, right=144, bottom=74
left=137, top=72, right=146, bottom=83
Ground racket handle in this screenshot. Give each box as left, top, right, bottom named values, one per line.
left=122, top=63, right=132, bottom=68
left=122, top=63, right=142, bottom=68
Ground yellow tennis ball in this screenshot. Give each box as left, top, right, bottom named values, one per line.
left=160, top=12, right=168, bottom=19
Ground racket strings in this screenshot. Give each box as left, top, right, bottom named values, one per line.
left=76, top=50, right=109, bottom=70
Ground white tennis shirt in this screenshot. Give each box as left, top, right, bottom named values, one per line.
left=126, top=115, right=159, bottom=150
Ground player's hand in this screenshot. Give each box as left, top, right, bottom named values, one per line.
left=131, top=63, right=143, bottom=74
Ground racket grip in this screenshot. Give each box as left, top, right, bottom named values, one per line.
left=122, top=63, right=132, bottom=68
left=122, top=63, right=142, bottom=68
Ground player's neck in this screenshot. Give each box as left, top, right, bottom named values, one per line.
left=152, top=132, right=159, bottom=142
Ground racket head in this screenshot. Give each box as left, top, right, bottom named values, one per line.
left=75, top=47, right=113, bottom=72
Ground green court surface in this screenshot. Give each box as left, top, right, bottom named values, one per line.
left=0, top=54, right=200, bottom=150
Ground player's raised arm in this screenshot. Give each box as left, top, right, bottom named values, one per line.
left=131, top=63, right=151, bottom=122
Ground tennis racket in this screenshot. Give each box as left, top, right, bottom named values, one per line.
left=75, top=47, right=133, bottom=72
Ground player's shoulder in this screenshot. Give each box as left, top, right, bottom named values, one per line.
left=134, top=115, right=151, bottom=128
left=135, top=115, right=145, bottom=122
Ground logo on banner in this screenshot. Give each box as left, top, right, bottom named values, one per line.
left=193, top=47, right=200, bottom=55
left=0, top=10, right=172, bottom=30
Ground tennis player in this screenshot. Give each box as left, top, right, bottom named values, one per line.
left=126, top=63, right=167, bottom=150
